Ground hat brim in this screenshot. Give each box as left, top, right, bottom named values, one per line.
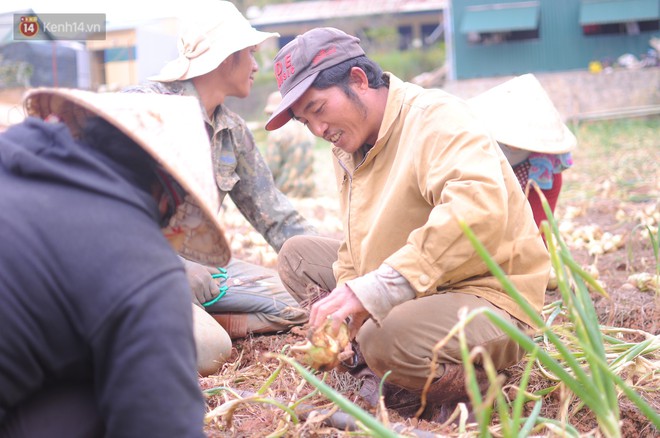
left=23, top=88, right=231, bottom=267
left=150, top=30, right=279, bottom=82
left=467, top=74, right=577, bottom=155
left=495, top=123, right=577, bottom=155
left=265, top=73, right=318, bottom=131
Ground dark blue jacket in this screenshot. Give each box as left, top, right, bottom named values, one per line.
left=0, top=118, right=205, bottom=437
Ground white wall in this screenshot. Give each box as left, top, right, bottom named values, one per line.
left=135, top=20, right=178, bottom=85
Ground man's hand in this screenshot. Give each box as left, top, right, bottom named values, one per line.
left=181, top=258, right=221, bottom=308
left=309, top=284, right=369, bottom=339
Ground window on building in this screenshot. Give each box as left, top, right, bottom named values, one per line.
left=398, top=25, right=413, bottom=50
left=278, top=35, right=295, bottom=49
left=421, top=23, right=443, bottom=46
left=104, top=46, right=136, bottom=62
left=460, top=1, right=540, bottom=45
left=579, top=0, right=660, bottom=36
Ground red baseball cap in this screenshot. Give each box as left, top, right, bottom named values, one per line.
left=265, top=27, right=365, bottom=131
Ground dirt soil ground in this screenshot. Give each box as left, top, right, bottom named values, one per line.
left=201, top=120, right=659, bottom=437
left=0, top=86, right=655, bottom=435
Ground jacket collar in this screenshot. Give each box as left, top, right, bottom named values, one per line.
left=333, top=72, right=406, bottom=173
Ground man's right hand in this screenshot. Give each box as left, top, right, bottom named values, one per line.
left=181, top=258, right=221, bottom=308
left=309, top=284, right=369, bottom=339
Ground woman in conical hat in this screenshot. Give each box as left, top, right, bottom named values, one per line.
left=126, top=0, right=313, bottom=342
left=0, top=88, right=229, bottom=436
left=468, top=74, right=576, bottom=228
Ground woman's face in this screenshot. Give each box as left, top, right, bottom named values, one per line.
left=218, top=46, right=259, bottom=99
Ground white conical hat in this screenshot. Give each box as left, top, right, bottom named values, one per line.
left=467, top=74, right=577, bottom=154
left=24, top=88, right=230, bottom=267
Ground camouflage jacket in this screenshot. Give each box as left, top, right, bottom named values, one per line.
left=265, top=120, right=316, bottom=198
left=124, top=81, right=315, bottom=251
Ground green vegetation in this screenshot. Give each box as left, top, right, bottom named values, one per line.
left=455, top=198, right=660, bottom=437
left=565, top=117, right=660, bottom=202
left=371, top=44, right=445, bottom=82
left=0, top=56, right=33, bottom=89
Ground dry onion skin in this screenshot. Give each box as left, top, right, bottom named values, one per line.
left=627, top=272, right=660, bottom=293
left=290, top=319, right=350, bottom=372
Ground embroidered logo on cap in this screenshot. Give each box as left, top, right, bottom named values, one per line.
left=312, top=46, right=336, bottom=65
left=274, top=53, right=295, bottom=89
left=273, top=45, right=338, bottom=89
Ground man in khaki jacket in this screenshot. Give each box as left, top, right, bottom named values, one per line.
left=266, top=27, right=550, bottom=422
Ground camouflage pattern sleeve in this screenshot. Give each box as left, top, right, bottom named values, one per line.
left=265, top=131, right=284, bottom=182
left=122, top=82, right=176, bottom=95
left=227, top=116, right=316, bottom=252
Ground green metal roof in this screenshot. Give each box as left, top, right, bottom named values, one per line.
left=460, top=3, right=540, bottom=34
left=579, top=0, right=660, bottom=25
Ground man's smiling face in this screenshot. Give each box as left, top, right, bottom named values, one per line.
left=290, top=83, right=372, bottom=154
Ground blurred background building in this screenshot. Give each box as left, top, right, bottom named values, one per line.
left=0, top=0, right=659, bottom=130
left=448, top=0, right=659, bottom=79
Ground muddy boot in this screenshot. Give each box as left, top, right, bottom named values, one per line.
left=422, top=363, right=490, bottom=424
left=366, top=363, right=490, bottom=425
left=338, top=342, right=422, bottom=416
left=346, top=364, right=447, bottom=419
left=379, top=384, right=424, bottom=418
left=340, top=342, right=490, bottom=424
left=337, top=341, right=383, bottom=408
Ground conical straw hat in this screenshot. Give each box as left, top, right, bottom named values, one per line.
left=24, top=88, right=230, bottom=266
left=468, top=74, right=576, bottom=154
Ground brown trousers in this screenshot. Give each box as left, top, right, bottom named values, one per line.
left=278, top=235, right=529, bottom=390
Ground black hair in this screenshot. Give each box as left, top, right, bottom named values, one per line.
left=80, top=116, right=186, bottom=227
left=311, top=55, right=388, bottom=94
left=80, top=116, right=158, bottom=192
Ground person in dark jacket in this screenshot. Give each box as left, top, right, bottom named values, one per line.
left=0, top=88, right=230, bottom=437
